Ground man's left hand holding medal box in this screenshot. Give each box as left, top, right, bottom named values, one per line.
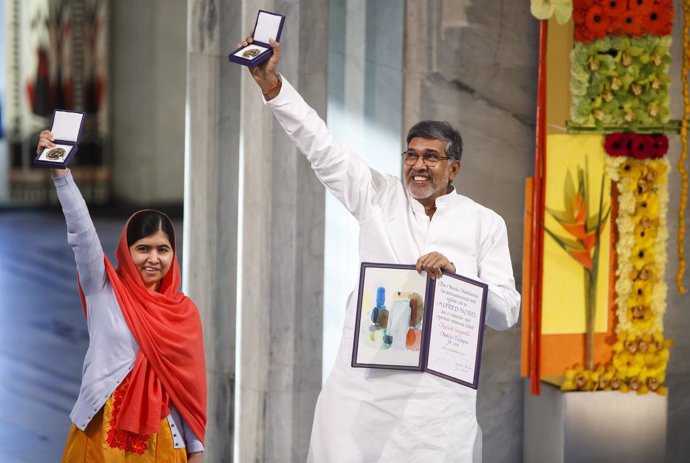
left=33, top=110, right=86, bottom=168
left=228, top=10, right=285, bottom=67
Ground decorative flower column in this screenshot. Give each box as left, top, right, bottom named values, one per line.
left=559, top=0, right=675, bottom=394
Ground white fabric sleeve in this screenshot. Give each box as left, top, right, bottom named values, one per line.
left=180, top=414, right=204, bottom=453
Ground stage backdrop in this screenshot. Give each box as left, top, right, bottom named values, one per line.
left=4, top=0, right=109, bottom=204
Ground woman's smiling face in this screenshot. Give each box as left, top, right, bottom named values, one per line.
left=128, top=230, right=174, bottom=291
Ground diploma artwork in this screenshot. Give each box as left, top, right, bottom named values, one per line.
left=352, top=262, right=488, bottom=389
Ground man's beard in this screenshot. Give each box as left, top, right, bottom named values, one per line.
left=405, top=173, right=444, bottom=200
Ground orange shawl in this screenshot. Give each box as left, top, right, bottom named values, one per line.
left=89, top=213, right=207, bottom=444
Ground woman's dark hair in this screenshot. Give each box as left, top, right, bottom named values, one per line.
left=406, top=120, right=463, bottom=161
left=126, top=210, right=176, bottom=251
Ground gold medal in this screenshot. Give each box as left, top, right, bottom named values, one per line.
left=242, top=48, right=261, bottom=58
left=46, top=147, right=66, bottom=160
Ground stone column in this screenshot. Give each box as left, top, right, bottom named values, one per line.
left=185, top=0, right=243, bottom=460
left=404, top=1, right=537, bottom=461
left=185, top=0, right=327, bottom=461
left=111, top=0, right=187, bottom=205
left=238, top=1, right=327, bottom=461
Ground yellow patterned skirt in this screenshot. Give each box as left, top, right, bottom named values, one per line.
left=61, top=386, right=188, bottom=463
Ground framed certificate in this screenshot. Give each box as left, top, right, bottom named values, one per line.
left=351, top=262, right=489, bottom=389
left=228, top=10, right=285, bottom=67
left=33, top=110, right=86, bottom=168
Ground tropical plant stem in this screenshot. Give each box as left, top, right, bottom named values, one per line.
left=586, top=175, right=607, bottom=370
left=584, top=268, right=596, bottom=370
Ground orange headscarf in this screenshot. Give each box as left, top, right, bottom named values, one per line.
left=84, top=211, right=207, bottom=444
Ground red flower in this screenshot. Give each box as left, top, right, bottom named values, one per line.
left=604, top=133, right=630, bottom=157
left=575, top=26, right=598, bottom=43
left=572, top=0, right=590, bottom=22
left=629, top=0, right=655, bottom=16
left=602, top=0, right=628, bottom=29
left=601, top=0, right=627, bottom=17
left=584, top=5, right=610, bottom=36
left=573, top=0, right=609, bottom=42
left=646, top=4, right=674, bottom=35
left=630, top=134, right=652, bottom=159
left=617, top=11, right=643, bottom=36
left=650, top=135, right=669, bottom=159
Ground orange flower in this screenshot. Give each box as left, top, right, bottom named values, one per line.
left=545, top=164, right=610, bottom=275
left=617, top=11, right=643, bottom=36
left=567, top=248, right=594, bottom=271
left=646, top=4, right=673, bottom=35
left=584, top=5, right=609, bottom=35
left=628, top=0, right=655, bottom=16
left=601, top=0, right=627, bottom=17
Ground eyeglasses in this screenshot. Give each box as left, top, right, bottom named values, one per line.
left=401, top=151, right=452, bottom=167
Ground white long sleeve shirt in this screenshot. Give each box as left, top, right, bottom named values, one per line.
left=54, top=172, right=203, bottom=452
left=266, top=77, right=521, bottom=462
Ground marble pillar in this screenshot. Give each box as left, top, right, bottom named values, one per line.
left=185, top=0, right=243, bottom=460
left=237, top=1, right=327, bottom=461
left=404, top=1, right=538, bottom=461
left=185, top=0, right=327, bottom=461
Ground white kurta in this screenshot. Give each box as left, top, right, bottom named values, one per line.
left=267, top=77, right=521, bottom=463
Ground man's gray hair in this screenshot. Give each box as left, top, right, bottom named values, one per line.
left=405, top=121, right=463, bottom=161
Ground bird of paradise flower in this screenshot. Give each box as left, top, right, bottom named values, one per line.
left=544, top=162, right=610, bottom=370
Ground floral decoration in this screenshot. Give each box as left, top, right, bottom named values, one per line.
left=570, top=36, right=671, bottom=129
left=531, top=0, right=573, bottom=24
left=562, top=155, right=673, bottom=394
left=106, top=376, right=151, bottom=454
left=604, top=133, right=669, bottom=159
left=573, top=0, right=673, bottom=43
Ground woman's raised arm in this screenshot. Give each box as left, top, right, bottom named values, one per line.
left=39, top=131, right=108, bottom=296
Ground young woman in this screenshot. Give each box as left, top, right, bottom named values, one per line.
left=38, top=130, right=207, bottom=462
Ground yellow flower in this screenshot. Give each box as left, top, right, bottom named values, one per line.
left=631, top=243, right=655, bottom=270
left=561, top=364, right=597, bottom=391
left=634, top=191, right=661, bottom=218
left=597, top=366, right=617, bottom=391
left=613, top=351, right=643, bottom=378
left=633, top=221, right=658, bottom=249
left=630, top=279, right=653, bottom=306
left=631, top=265, right=657, bottom=285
